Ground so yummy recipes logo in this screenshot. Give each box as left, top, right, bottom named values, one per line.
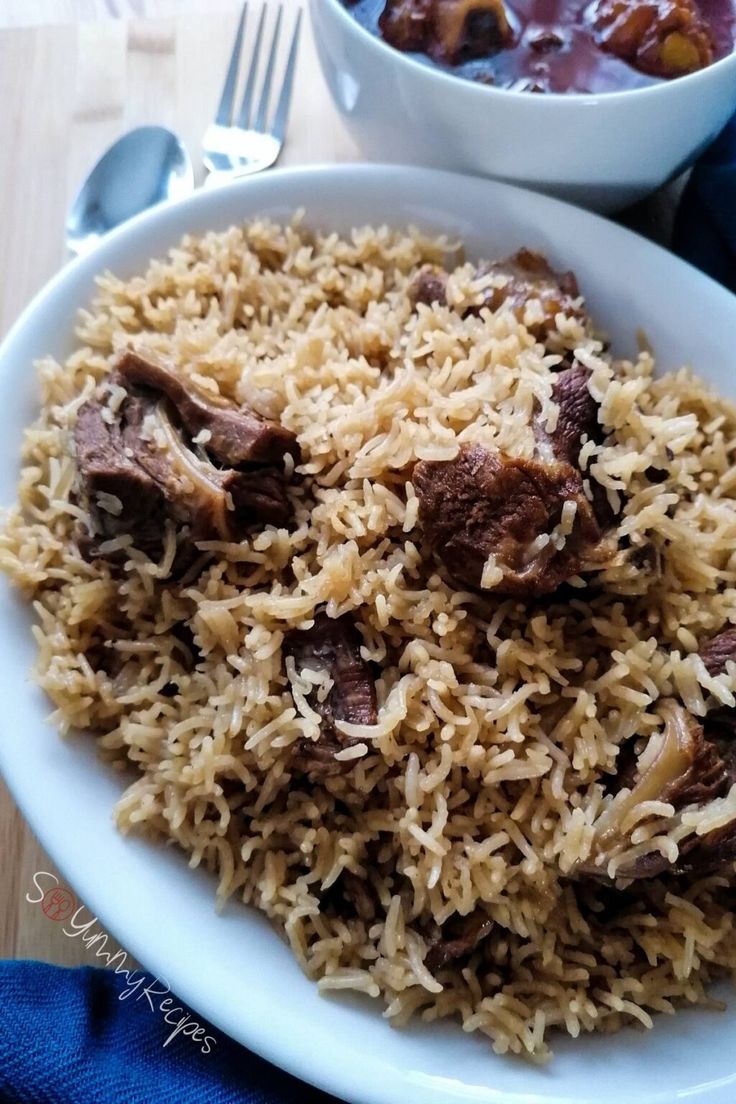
left=27, top=871, right=217, bottom=1054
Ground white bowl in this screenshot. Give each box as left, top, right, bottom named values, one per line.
left=310, top=0, right=736, bottom=211
left=2, top=165, right=736, bottom=1104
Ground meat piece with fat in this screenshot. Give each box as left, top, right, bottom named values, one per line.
left=74, top=354, right=295, bottom=561
left=584, top=702, right=736, bottom=880
left=121, top=393, right=291, bottom=539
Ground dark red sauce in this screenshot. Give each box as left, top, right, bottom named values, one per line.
left=344, top=0, right=735, bottom=93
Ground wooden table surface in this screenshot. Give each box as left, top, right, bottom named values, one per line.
left=0, top=0, right=679, bottom=970
left=0, top=0, right=359, bottom=968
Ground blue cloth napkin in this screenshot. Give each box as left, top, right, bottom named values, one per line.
left=673, top=112, right=736, bottom=294
left=0, top=960, right=337, bottom=1104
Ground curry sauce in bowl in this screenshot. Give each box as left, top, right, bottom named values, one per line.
left=345, top=0, right=736, bottom=93
left=312, top=0, right=736, bottom=209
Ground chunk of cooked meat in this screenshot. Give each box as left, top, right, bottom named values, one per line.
left=378, top=0, right=434, bottom=51
left=290, top=734, right=353, bottom=780
left=407, top=264, right=449, bottom=309
left=337, top=871, right=379, bottom=922
left=587, top=0, right=714, bottom=77
left=661, top=716, right=730, bottom=809
left=699, top=626, right=736, bottom=677
left=472, top=249, right=584, bottom=340
left=681, top=739, right=736, bottom=872
left=379, top=0, right=514, bottom=62
left=685, top=810, right=736, bottom=875
left=630, top=740, right=736, bottom=878
left=287, top=613, right=378, bottom=726
left=122, top=394, right=291, bottom=538
left=285, top=612, right=378, bottom=779
left=425, top=910, right=493, bottom=972
left=431, top=0, right=515, bottom=63
left=535, top=362, right=602, bottom=468
left=117, top=351, right=300, bottom=467
left=621, top=805, right=736, bottom=879
left=535, top=361, right=619, bottom=531
left=74, top=369, right=293, bottom=559
left=601, top=703, right=729, bottom=834
left=407, top=249, right=585, bottom=342
left=585, top=702, right=736, bottom=880
left=614, top=850, right=673, bottom=880
left=74, top=401, right=166, bottom=552
left=412, top=444, right=603, bottom=597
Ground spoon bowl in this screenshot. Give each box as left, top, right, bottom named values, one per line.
left=65, top=125, right=194, bottom=255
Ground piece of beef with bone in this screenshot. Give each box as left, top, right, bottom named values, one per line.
left=74, top=350, right=297, bottom=562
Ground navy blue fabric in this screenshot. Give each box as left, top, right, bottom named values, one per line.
left=673, top=113, right=736, bottom=294
left=0, top=961, right=337, bottom=1104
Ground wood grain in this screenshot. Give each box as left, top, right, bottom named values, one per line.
left=0, top=0, right=358, bottom=965
left=0, top=1, right=238, bottom=28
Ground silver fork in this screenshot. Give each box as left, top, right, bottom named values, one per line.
left=202, top=2, right=302, bottom=180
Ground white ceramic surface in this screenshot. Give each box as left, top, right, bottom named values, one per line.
left=2, top=165, right=736, bottom=1104
left=310, top=0, right=736, bottom=212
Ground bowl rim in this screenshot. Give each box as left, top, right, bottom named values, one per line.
left=317, top=0, right=736, bottom=104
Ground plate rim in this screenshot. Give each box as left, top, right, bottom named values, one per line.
left=3, top=162, right=736, bottom=1104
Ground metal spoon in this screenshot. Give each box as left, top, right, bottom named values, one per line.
left=66, top=126, right=194, bottom=255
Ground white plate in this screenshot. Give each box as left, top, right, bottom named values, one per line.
left=2, top=165, right=736, bottom=1104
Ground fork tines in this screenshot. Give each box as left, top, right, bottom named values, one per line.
left=215, top=2, right=302, bottom=143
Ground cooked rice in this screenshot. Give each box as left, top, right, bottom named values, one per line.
left=3, top=216, right=736, bottom=1060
